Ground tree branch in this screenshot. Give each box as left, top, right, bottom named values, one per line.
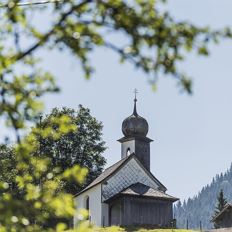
left=104, top=41, right=140, bottom=67
left=14, top=0, right=92, bottom=61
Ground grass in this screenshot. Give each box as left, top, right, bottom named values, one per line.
left=94, top=226, right=198, bottom=232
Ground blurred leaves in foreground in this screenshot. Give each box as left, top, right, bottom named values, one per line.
left=0, top=114, right=89, bottom=231
left=0, top=0, right=232, bottom=231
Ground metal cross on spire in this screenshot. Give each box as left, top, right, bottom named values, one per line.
left=133, top=88, right=138, bottom=116
left=134, top=88, right=138, bottom=101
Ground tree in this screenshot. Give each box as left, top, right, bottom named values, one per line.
left=36, top=106, right=106, bottom=194
left=0, top=145, right=17, bottom=192
left=0, top=118, right=90, bottom=231
left=215, top=189, right=227, bottom=214
left=213, top=189, right=227, bottom=221
left=0, top=106, right=106, bottom=195
left=0, top=105, right=106, bottom=229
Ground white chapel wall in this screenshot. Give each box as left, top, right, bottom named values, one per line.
left=74, top=184, right=102, bottom=227
left=102, top=157, right=159, bottom=201
left=101, top=202, right=109, bottom=227
left=121, top=140, right=135, bottom=158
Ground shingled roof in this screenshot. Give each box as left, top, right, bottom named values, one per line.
left=74, top=154, right=167, bottom=197
left=211, top=203, right=232, bottom=222
left=74, top=155, right=130, bottom=197
left=105, top=182, right=178, bottom=202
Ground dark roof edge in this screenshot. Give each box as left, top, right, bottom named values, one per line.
left=106, top=193, right=179, bottom=203
left=211, top=203, right=232, bottom=222
left=123, top=182, right=176, bottom=199
left=118, top=136, right=153, bottom=143
left=104, top=182, right=178, bottom=203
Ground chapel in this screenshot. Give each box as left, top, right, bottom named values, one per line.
left=74, top=95, right=178, bottom=228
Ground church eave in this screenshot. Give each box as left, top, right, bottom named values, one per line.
left=104, top=182, right=178, bottom=204
left=117, top=136, right=153, bottom=143
left=104, top=193, right=179, bottom=204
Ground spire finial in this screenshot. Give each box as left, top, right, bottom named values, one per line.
left=133, top=89, right=138, bottom=116
left=134, top=88, right=138, bottom=101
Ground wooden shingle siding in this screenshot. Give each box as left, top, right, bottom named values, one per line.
left=123, top=197, right=173, bottom=226
left=216, top=210, right=232, bottom=228
left=102, top=158, right=160, bottom=201
left=109, top=196, right=173, bottom=227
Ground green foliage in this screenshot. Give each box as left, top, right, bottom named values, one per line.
left=34, top=106, right=106, bottom=194
left=0, top=115, right=91, bottom=231
left=214, top=189, right=227, bottom=215
left=0, top=145, right=17, bottom=192
left=0, top=0, right=231, bottom=99
left=94, top=226, right=125, bottom=232
left=0, top=0, right=232, bottom=231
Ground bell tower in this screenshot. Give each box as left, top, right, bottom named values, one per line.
left=118, top=91, right=153, bottom=170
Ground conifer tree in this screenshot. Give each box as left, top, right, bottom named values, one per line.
left=215, top=189, right=227, bottom=214
left=213, top=189, right=228, bottom=228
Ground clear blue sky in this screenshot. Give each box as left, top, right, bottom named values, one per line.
left=2, top=0, right=232, bottom=201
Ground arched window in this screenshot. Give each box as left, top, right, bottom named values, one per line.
left=85, top=196, right=89, bottom=211
left=126, top=148, right=131, bottom=156
left=84, top=196, right=90, bottom=220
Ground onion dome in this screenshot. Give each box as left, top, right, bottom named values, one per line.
left=122, top=96, right=148, bottom=137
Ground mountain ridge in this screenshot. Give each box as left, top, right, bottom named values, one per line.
left=174, top=164, right=232, bottom=229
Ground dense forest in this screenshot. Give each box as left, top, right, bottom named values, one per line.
left=174, top=164, right=232, bottom=229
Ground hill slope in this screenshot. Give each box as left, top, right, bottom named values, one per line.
left=174, top=164, right=232, bottom=229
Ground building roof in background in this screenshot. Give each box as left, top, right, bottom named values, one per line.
left=212, top=203, right=232, bottom=222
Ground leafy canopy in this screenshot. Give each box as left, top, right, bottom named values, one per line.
left=35, top=106, right=106, bottom=195
left=0, top=115, right=90, bottom=231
